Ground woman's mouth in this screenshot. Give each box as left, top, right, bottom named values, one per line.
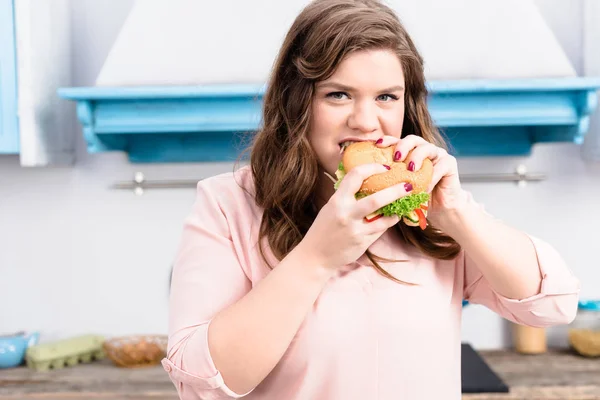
left=339, top=140, right=368, bottom=153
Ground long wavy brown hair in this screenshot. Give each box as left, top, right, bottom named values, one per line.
left=243, top=0, right=460, bottom=283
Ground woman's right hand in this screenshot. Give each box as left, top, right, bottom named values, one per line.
left=300, top=163, right=414, bottom=271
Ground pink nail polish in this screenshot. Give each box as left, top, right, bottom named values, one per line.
left=404, top=183, right=413, bottom=192
left=408, top=161, right=415, bottom=171
left=383, top=164, right=391, bottom=170
left=394, top=151, right=401, bottom=161
left=376, top=138, right=383, bottom=145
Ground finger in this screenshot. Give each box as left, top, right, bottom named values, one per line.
left=393, top=134, right=428, bottom=163
left=428, top=156, right=460, bottom=193
left=404, top=143, right=442, bottom=172
left=363, top=214, right=400, bottom=233
left=335, top=163, right=390, bottom=198
left=354, top=181, right=414, bottom=218
left=374, top=135, right=400, bottom=148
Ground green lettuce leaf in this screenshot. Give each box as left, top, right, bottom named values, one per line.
left=333, top=162, right=345, bottom=190
left=378, top=192, right=430, bottom=217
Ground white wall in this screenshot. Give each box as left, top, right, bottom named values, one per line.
left=1, top=0, right=599, bottom=349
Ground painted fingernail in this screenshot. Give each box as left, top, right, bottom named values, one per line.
left=404, top=183, right=413, bottom=192
left=408, top=161, right=415, bottom=171
left=383, top=164, right=391, bottom=170
left=394, top=151, right=401, bottom=161
left=376, top=138, right=383, bottom=145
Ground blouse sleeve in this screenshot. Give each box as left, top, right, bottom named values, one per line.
left=161, top=180, right=254, bottom=400
left=462, top=193, right=580, bottom=327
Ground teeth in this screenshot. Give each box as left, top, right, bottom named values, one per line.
left=339, top=140, right=355, bottom=149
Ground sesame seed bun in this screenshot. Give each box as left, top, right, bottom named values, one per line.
left=341, top=141, right=433, bottom=195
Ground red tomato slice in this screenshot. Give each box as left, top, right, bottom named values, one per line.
left=365, top=212, right=382, bottom=223
left=414, top=208, right=427, bottom=230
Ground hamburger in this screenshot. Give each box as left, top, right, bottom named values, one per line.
left=333, top=141, right=432, bottom=230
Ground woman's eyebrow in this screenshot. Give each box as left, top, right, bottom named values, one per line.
left=316, top=82, right=405, bottom=92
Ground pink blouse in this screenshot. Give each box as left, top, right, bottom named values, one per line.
left=162, top=166, right=580, bottom=400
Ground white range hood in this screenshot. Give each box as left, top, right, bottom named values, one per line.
left=95, top=0, right=576, bottom=85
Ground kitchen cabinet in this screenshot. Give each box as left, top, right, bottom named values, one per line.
left=0, top=0, right=19, bottom=154
left=0, top=0, right=73, bottom=165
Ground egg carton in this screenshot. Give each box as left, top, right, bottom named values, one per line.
left=25, top=334, right=106, bottom=371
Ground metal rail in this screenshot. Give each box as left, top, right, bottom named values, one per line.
left=112, top=165, right=545, bottom=195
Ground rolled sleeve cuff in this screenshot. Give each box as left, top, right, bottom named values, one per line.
left=162, top=321, right=254, bottom=399
left=495, top=235, right=580, bottom=326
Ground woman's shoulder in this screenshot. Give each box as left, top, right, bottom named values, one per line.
left=195, top=164, right=259, bottom=215
left=198, top=164, right=253, bottom=190
left=195, top=165, right=272, bottom=273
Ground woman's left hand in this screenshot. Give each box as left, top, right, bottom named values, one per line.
left=375, top=134, right=467, bottom=227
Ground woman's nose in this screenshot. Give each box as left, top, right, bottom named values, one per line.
left=347, top=103, right=378, bottom=133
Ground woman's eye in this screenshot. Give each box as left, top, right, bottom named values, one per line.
left=377, top=94, right=399, bottom=102
left=326, top=92, right=349, bottom=100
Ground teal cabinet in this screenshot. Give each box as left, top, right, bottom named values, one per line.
left=0, top=0, right=19, bottom=154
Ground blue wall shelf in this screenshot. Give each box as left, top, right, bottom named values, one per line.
left=58, top=77, right=600, bottom=163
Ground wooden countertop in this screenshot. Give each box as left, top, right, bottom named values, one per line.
left=465, top=349, right=600, bottom=399
left=1, top=349, right=599, bottom=399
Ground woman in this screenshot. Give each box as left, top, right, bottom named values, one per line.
left=162, top=0, right=580, bottom=399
